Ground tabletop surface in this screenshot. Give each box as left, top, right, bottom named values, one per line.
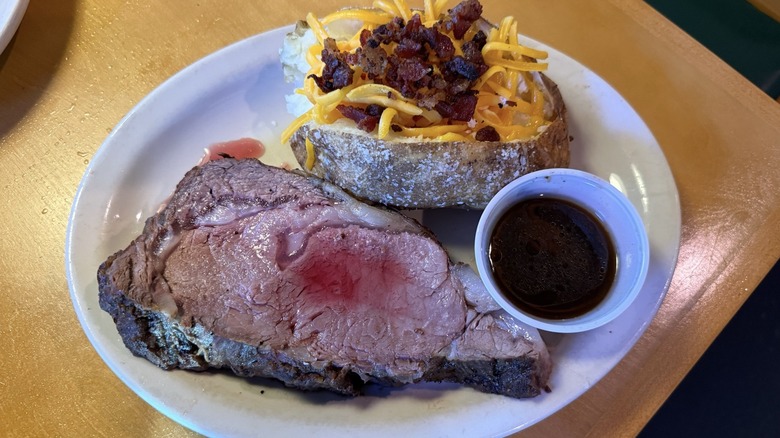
left=1, top=0, right=779, bottom=436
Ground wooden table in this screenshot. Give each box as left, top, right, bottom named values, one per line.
left=1, top=0, right=778, bottom=436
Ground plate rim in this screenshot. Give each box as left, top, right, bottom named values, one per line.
left=0, top=0, right=29, bottom=54
left=65, top=24, right=681, bottom=437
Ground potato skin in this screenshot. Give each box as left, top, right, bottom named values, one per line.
left=290, top=75, right=569, bottom=209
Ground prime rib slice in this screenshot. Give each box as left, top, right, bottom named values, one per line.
left=97, top=158, right=551, bottom=398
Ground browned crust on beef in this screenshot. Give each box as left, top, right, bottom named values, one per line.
left=98, top=261, right=367, bottom=395
left=99, top=257, right=549, bottom=397
left=99, top=264, right=549, bottom=397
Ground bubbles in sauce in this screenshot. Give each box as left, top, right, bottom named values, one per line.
left=489, top=197, right=616, bottom=319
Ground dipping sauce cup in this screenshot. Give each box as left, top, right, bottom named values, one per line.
left=474, top=168, right=650, bottom=333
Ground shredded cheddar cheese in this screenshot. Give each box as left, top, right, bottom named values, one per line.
left=305, top=13, right=329, bottom=46
left=304, top=137, right=316, bottom=170
left=398, top=124, right=469, bottom=137
left=393, top=0, right=413, bottom=21
left=285, top=0, right=552, bottom=143
left=482, top=41, right=548, bottom=60
left=423, top=0, right=436, bottom=22
left=434, top=132, right=472, bottom=142
left=346, top=94, right=423, bottom=115
left=378, top=107, right=398, bottom=139
left=319, top=9, right=393, bottom=25
left=281, top=110, right=312, bottom=144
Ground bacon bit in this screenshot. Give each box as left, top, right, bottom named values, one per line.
left=359, top=28, right=372, bottom=46
left=365, top=104, right=384, bottom=117
left=416, top=94, right=436, bottom=110
left=434, top=100, right=454, bottom=118
left=451, top=94, right=478, bottom=121
left=433, top=92, right=477, bottom=121
left=475, top=126, right=500, bottom=141
left=443, top=56, right=487, bottom=81
left=309, top=38, right=354, bottom=92
left=337, top=104, right=385, bottom=132
left=372, top=16, right=405, bottom=45
left=358, top=43, right=389, bottom=78
left=444, top=0, right=483, bottom=40
left=425, top=27, right=455, bottom=60
left=395, top=38, right=423, bottom=58
left=397, top=57, right=429, bottom=82
left=462, top=30, right=487, bottom=65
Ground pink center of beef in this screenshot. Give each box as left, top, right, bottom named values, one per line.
left=162, top=205, right=467, bottom=378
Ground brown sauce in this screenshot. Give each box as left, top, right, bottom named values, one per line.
left=488, top=197, right=616, bottom=319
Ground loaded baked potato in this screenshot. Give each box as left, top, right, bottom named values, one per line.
left=280, top=0, right=570, bottom=209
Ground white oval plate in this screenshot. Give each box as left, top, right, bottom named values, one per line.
left=66, top=26, right=680, bottom=437
left=0, top=0, right=28, bottom=54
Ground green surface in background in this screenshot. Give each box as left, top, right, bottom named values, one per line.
left=646, top=0, right=780, bottom=97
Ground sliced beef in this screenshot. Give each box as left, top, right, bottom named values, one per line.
left=97, top=158, right=551, bottom=397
